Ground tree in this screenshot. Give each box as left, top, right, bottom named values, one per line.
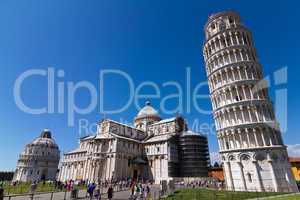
left=213, top=162, right=220, bottom=168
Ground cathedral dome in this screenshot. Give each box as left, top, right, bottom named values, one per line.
left=136, top=101, right=159, bottom=119
left=134, top=101, right=161, bottom=131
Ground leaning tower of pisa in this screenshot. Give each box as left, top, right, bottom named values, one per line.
left=203, top=11, right=298, bottom=192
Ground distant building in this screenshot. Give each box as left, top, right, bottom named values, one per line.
left=289, top=157, right=300, bottom=181
left=208, top=167, right=224, bottom=181
left=58, top=102, right=209, bottom=184
left=13, top=130, right=60, bottom=182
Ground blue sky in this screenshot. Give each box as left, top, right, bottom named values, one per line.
left=0, top=0, right=299, bottom=170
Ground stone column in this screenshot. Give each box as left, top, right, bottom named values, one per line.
left=111, top=155, right=116, bottom=181
left=252, top=161, right=263, bottom=191
left=58, top=165, right=64, bottom=181
left=160, top=157, right=163, bottom=178
left=237, top=162, right=247, bottom=191
left=218, top=138, right=222, bottom=150
left=260, top=128, right=266, bottom=146
left=88, top=160, right=93, bottom=182
left=246, top=129, right=251, bottom=147
left=244, top=66, right=248, bottom=79
left=73, top=164, right=77, bottom=180
left=62, top=165, right=67, bottom=181
left=253, top=129, right=259, bottom=146
left=86, top=159, right=91, bottom=181
left=83, top=159, right=88, bottom=180
left=240, top=106, right=245, bottom=123
left=94, top=161, right=99, bottom=183
left=70, top=164, right=74, bottom=180
left=238, top=130, right=243, bottom=148
left=247, top=107, right=253, bottom=122
left=225, top=161, right=235, bottom=190
left=268, top=159, right=279, bottom=192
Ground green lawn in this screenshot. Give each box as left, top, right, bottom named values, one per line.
left=2, top=182, right=88, bottom=195
left=3, top=182, right=58, bottom=195
left=164, top=188, right=288, bottom=200
left=269, top=194, right=300, bottom=200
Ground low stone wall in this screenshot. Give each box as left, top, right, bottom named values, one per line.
left=172, top=177, right=218, bottom=183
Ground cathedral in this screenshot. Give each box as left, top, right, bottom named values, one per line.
left=58, top=102, right=209, bottom=184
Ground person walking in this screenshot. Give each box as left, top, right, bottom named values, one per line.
left=94, top=184, right=101, bottom=200
left=130, top=182, right=135, bottom=197
left=145, top=184, right=150, bottom=199
left=107, top=185, right=113, bottom=200
left=87, top=183, right=96, bottom=200
left=30, top=181, right=37, bottom=194
left=0, top=182, right=4, bottom=200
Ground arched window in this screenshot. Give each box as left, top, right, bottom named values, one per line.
left=229, top=17, right=234, bottom=24
left=219, top=21, right=226, bottom=31
left=211, top=24, right=215, bottom=30
left=247, top=172, right=252, bottom=182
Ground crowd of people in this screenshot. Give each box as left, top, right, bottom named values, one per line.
left=53, top=178, right=153, bottom=200
left=175, top=179, right=224, bottom=190
left=129, top=182, right=151, bottom=200
left=5, top=178, right=224, bottom=199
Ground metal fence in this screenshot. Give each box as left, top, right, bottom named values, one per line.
left=2, top=185, right=129, bottom=200
left=1, top=184, right=292, bottom=200
left=2, top=185, right=163, bottom=200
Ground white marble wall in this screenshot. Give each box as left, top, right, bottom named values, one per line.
left=222, top=149, right=298, bottom=192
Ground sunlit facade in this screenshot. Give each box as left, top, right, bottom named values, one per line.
left=13, top=130, right=60, bottom=182
left=203, top=11, right=298, bottom=192
left=58, top=102, right=209, bottom=184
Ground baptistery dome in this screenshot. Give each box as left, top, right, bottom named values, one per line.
left=13, top=129, right=60, bottom=182
left=31, top=129, right=58, bottom=148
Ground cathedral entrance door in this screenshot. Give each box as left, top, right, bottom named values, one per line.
left=41, top=169, right=48, bottom=181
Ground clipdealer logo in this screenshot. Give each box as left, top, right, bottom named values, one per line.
left=13, top=66, right=288, bottom=136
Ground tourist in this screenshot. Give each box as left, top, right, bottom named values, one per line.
left=107, top=185, right=113, bottom=200
left=130, top=182, right=135, bottom=196
left=66, top=181, right=72, bottom=191
left=146, top=184, right=150, bottom=194
left=94, top=184, right=101, bottom=200
left=0, top=182, right=3, bottom=200
left=141, top=183, right=145, bottom=196
left=30, top=181, right=37, bottom=194
left=87, top=183, right=96, bottom=200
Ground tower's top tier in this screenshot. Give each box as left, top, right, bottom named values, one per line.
left=204, top=11, right=241, bottom=40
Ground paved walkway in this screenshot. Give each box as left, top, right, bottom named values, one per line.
left=4, top=185, right=161, bottom=200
